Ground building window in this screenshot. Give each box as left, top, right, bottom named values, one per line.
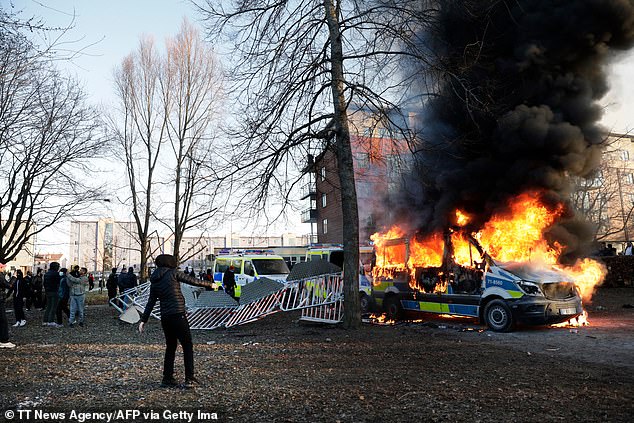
left=627, top=173, right=634, bottom=185
left=320, top=167, right=326, bottom=181
left=323, top=219, right=328, bottom=234
left=321, top=193, right=327, bottom=208
left=621, top=150, right=630, bottom=161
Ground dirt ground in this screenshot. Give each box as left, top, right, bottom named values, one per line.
left=1, top=287, right=633, bottom=422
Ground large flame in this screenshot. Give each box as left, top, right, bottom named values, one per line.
left=371, top=191, right=607, bottom=306
left=477, top=193, right=564, bottom=263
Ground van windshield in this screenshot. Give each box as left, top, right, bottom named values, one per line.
left=253, top=259, right=290, bottom=275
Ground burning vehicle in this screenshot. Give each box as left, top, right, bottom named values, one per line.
left=370, top=193, right=606, bottom=331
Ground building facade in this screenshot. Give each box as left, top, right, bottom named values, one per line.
left=304, top=108, right=411, bottom=244
left=574, top=133, right=634, bottom=248
left=69, top=219, right=141, bottom=272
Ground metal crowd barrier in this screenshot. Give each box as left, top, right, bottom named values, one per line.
left=300, top=300, right=344, bottom=324
left=280, top=273, right=344, bottom=311
left=112, top=273, right=346, bottom=328
left=224, top=278, right=287, bottom=328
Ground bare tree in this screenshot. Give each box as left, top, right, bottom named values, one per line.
left=111, top=36, right=168, bottom=281
left=161, top=19, right=222, bottom=263
left=571, top=135, right=634, bottom=243
left=193, top=0, right=434, bottom=328
left=0, top=9, right=105, bottom=265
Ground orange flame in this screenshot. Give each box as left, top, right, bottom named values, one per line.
left=371, top=191, right=606, bottom=304
left=555, top=259, right=607, bottom=303
left=455, top=210, right=470, bottom=227
left=477, top=192, right=564, bottom=264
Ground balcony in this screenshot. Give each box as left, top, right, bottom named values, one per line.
left=301, top=208, right=317, bottom=223
left=300, top=182, right=316, bottom=200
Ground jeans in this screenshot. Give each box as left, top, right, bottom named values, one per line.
left=69, top=295, right=85, bottom=324
left=161, top=313, right=194, bottom=380
left=43, top=292, right=59, bottom=323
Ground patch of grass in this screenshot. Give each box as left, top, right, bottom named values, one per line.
left=85, top=289, right=109, bottom=305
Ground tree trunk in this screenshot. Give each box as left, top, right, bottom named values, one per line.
left=325, top=0, right=361, bottom=329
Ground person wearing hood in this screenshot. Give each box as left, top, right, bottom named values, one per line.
left=138, top=254, right=216, bottom=389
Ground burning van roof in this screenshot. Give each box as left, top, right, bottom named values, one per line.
left=498, top=261, right=572, bottom=284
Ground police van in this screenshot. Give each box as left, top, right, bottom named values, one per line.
left=213, top=250, right=290, bottom=298
left=371, top=236, right=583, bottom=332
left=306, top=244, right=374, bottom=310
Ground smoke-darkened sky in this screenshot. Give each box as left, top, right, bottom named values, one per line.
left=393, top=0, right=634, bottom=261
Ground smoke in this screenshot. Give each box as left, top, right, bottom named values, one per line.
left=393, top=0, right=634, bottom=262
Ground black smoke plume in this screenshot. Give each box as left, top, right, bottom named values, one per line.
left=394, top=0, right=634, bottom=262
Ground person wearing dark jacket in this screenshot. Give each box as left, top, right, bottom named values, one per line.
left=106, top=268, right=119, bottom=306
left=42, top=262, right=61, bottom=326
left=0, top=273, right=16, bottom=348
left=56, top=268, right=71, bottom=326
left=138, top=254, right=214, bottom=389
left=118, top=267, right=138, bottom=307
left=223, top=266, right=237, bottom=300
left=10, top=270, right=27, bottom=327
left=32, top=268, right=44, bottom=310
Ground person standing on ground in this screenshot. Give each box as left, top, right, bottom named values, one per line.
left=56, top=268, right=70, bottom=327
left=138, top=254, right=214, bottom=389
left=10, top=270, right=27, bottom=327
left=24, top=271, right=33, bottom=311
left=0, top=271, right=16, bottom=348
left=118, top=266, right=138, bottom=307
left=106, top=267, right=119, bottom=307
left=42, top=262, right=61, bottom=327
left=67, top=267, right=89, bottom=327
left=32, top=268, right=43, bottom=310
left=223, top=265, right=237, bottom=300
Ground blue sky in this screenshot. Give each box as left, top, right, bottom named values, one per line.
left=7, top=0, right=194, bottom=107
left=6, top=0, right=634, bottom=133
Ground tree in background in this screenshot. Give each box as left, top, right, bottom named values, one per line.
left=111, top=20, right=223, bottom=277
left=193, top=0, right=434, bottom=328
left=0, top=8, right=105, bottom=265
left=162, top=19, right=222, bottom=264
left=111, top=36, right=167, bottom=282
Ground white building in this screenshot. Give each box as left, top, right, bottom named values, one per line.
left=69, top=219, right=141, bottom=272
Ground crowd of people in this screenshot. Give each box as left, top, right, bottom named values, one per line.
left=0, top=262, right=112, bottom=349
left=2, top=258, right=235, bottom=389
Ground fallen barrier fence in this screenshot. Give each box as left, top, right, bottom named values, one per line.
left=109, top=272, right=346, bottom=329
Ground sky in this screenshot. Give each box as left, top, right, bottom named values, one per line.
left=4, top=0, right=634, bottom=253
left=3, top=0, right=313, bottom=253
left=7, top=0, right=632, bottom=131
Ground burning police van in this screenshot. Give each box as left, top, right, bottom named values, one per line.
left=370, top=233, right=584, bottom=332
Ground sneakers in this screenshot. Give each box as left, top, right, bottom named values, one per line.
left=42, top=322, right=50, bottom=327
left=0, top=342, right=16, bottom=349
left=19, top=320, right=26, bottom=327
left=69, top=322, right=75, bottom=328
left=183, top=377, right=200, bottom=389
left=160, top=377, right=179, bottom=388
left=12, top=321, right=20, bottom=327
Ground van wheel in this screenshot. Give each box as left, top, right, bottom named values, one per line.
left=484, top=300, right=514, bottom=332
left=360, top=293, right=371, bottom=313
left=383, top=296, right=402, bottom=321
